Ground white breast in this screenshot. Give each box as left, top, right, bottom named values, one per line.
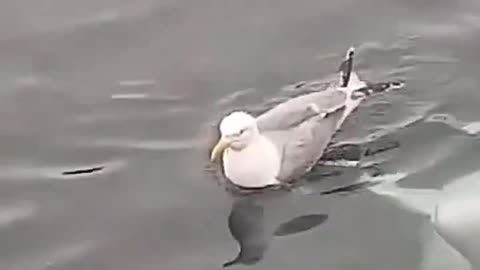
left=222, top=135, right=281, bottom=188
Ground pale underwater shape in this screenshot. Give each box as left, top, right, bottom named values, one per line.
left=368, top=170, right=480, bottom=270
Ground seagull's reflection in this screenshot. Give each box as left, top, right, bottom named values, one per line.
left=223, top=196, right=328, bottom=267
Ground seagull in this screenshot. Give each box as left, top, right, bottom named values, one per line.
left=210, top=47, right=404, bottom=188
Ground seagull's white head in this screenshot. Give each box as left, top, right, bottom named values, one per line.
left=210, top=111, right=259, bottom=162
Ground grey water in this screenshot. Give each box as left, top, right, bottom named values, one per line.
left=1, top=0, right=480, bottom=269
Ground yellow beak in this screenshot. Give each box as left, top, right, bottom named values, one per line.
left=210, top=138, right=231, bottom=162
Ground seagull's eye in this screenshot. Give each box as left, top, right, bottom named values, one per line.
left=239, top=128, right=247, bottom=135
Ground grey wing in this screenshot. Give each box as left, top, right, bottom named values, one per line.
left=256, top=90, right=347, bottom=132
left=272, top=106, right=346, bottom=182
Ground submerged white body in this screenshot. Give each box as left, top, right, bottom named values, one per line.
left=433, top=190, right=480, bottom=270
left=369, top=170, right=480, bottom=270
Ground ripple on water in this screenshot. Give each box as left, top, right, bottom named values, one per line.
left=386, top=65, right=418, bottom=78
left=0, top=202, right=36, bottom=227
left=111, top=79, right=185, bottom=102
left=87, top=138, right=201, bottom=151
left=214, top=88, right=258, bottom=106
left=110, top=92, right=184, bottom=102
left=118, top=80, right=157, bottom=87
left=8, top=240, right=95, bottom=270
left=400, top=12, right=480, bottom=40
left=11, top=74, right=49, bottom=88
left=401, top=54, right=459, bottom=65
left=42, top=241, right=95, bottom=269
left=425, top=113, right=480, bottom=136
left=26, top=2, right=157, bottom=36
left=111, top=93, right=150, bottom=100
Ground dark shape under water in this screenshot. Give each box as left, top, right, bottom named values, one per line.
left=273, top=214, right=328, bottom=237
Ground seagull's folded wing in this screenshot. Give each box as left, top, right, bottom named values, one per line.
left=255, top=89, right=347, bottom=132
left=265, top=106, right=346, bottom=182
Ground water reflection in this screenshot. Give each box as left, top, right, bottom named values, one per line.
left=224, top=197, right=328, bottom=267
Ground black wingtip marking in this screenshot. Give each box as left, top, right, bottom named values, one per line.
left=338, top=46, right=355, bottom=87
left=346, top=46, right=355, bottom=58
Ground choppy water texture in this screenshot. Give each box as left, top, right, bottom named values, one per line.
left=1, top=0, right=480, bottom=269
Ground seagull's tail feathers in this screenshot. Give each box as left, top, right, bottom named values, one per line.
left=336, top=46, right=405, bottom=98
left=338, top=46, right=355, bottom=87
left=336, top=46, right=369, bottom=97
